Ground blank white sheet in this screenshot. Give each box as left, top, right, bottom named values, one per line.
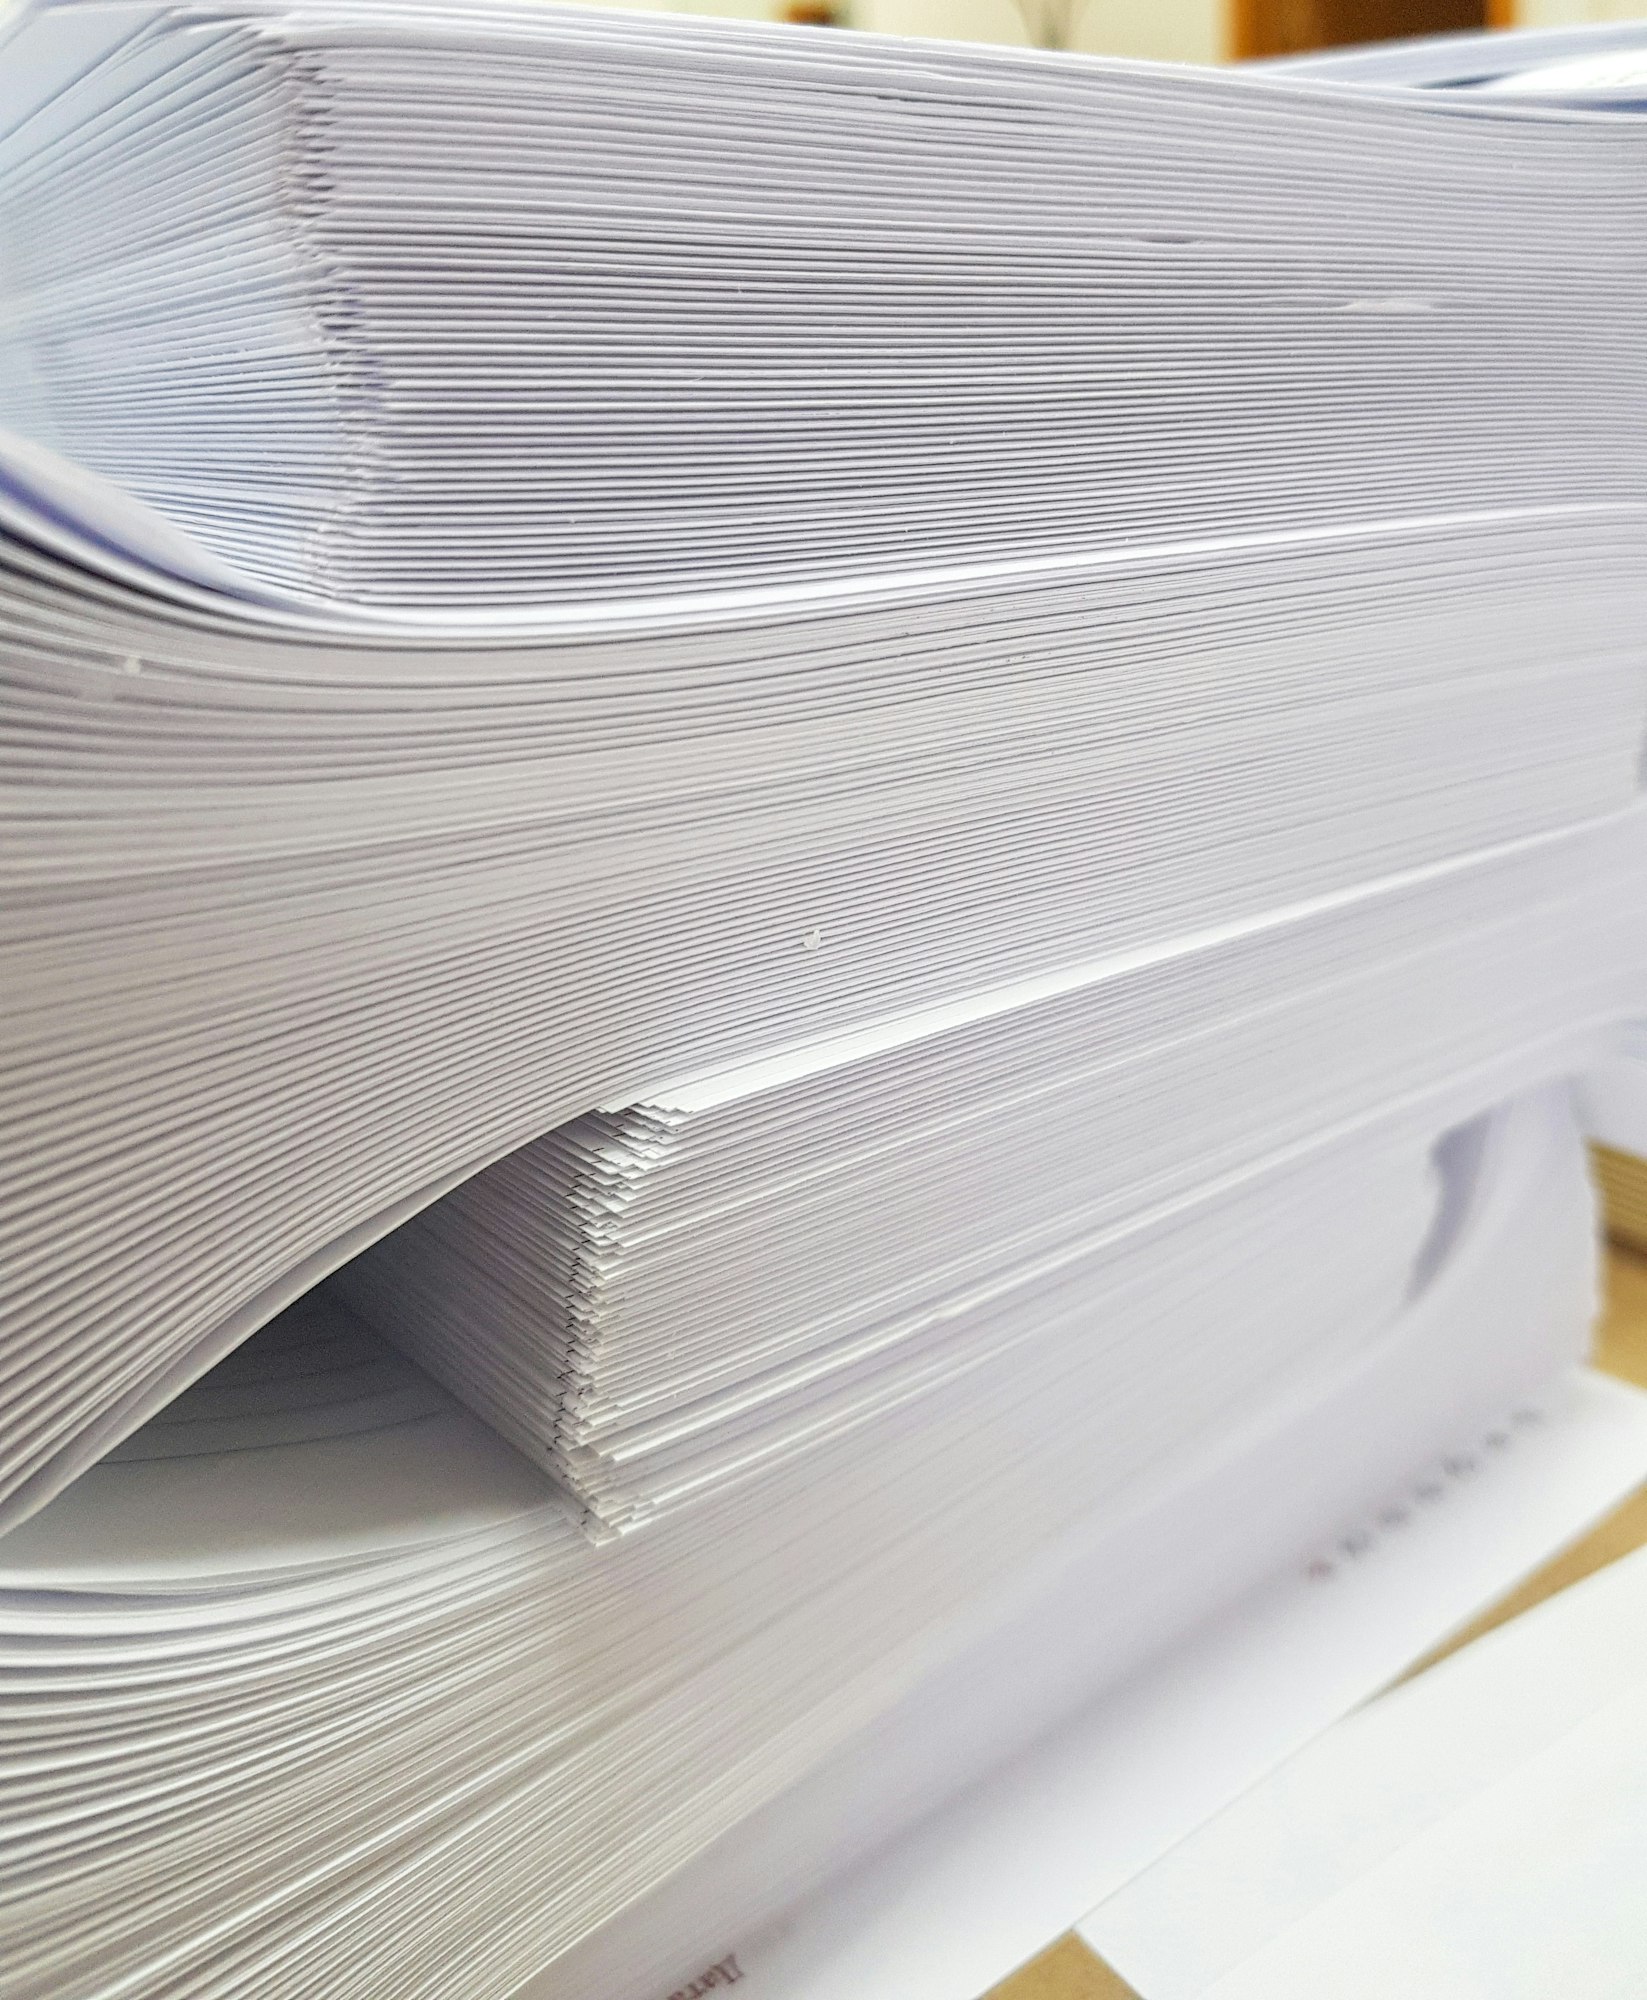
left=1086, top=1484, right=1647, bottom=2000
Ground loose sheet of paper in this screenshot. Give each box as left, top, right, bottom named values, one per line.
left=1086, top=1518, right=1647, bottom=2000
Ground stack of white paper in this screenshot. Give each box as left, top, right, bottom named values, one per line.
left=2, top=1, right=1646, bottom=1533
left=0, top=1092, right=1611, bottom=2000
left=2, top=11, right=1647, bottom=2000
left=4, top=4, right=1646, bottom=620
left=333, top=821, right=1642, bottom=1537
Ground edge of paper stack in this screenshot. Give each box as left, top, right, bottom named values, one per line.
left=4, top=9, right=1647, bottom=1999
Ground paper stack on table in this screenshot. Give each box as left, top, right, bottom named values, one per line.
left=2, top=10, right=1647, bottom=1999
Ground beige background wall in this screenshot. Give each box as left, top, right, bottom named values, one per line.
left=1512, top=0, right=1647, bottom=23
left=559, top=0, right=1223, bottom=57
left=560, top=0, right=1643, bottom=63
left=853, top=0, right=1222, bottom=61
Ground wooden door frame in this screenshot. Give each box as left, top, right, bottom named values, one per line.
left=1226, top=0, right=1515, bottom=62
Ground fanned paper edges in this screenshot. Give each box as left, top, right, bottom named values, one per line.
left=2, top=1, right=1647, bottom=1545
left=5, top=815, right=1642, bottom=1552
left=5, top=1, right=1647, bottom=631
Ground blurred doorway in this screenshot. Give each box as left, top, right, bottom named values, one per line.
left=1232, top=0, right=1491, bottom=58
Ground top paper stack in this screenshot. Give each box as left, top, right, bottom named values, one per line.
left=3, top=1, right=1645, bottom=622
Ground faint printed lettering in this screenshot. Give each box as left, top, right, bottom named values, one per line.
left=666, top=1950, right=744, bottom=2000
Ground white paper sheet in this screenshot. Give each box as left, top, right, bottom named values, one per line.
left=523, top=1366, right=1647, bottom=2000
left=1086, top=1503, right=1647, bottom=2000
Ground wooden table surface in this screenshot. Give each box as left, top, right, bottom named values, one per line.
left=984, top=1241, right=1647, bottom=2000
